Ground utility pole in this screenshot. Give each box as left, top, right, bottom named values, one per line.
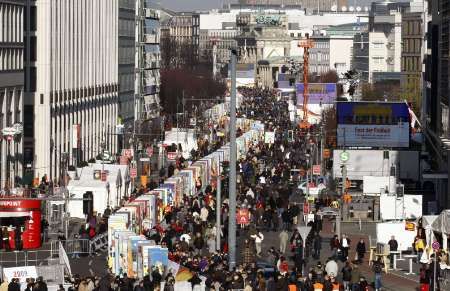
left=228, top=50, right=237, bottom=271
left=216, top=163, right=221, bottom=251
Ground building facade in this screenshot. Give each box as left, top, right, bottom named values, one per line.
left=118, top=0, right=136, bottom=128
left=135, top=2, right=161, bottom=123
left=28, top=0, right=119, bottom=180
left=0, top=0, right=25, bottom=189
left=400, top=11, right=424, bottom=112
left=352, top=2, right=407, bottom=83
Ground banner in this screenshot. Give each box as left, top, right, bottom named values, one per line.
left=237, top=208, right=250, bottom=225
left=336, top=102, right=410, bottom=148
left=264, top=132, right=275, bottom=144
left=59, top=241, right=72, bottom=276
left=3, top=266, right=38, bottom=283
left=296, top=83, right=337, bottom=105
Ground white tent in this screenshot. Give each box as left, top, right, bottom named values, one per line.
left=431, top=210, right=450, bottom=250
left=420, top=215, right=438, bottom=248
left=67, top=164, right=128, bottom=218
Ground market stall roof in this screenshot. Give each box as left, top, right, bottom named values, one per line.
left=431, top=210, right=450, bottom=234
left=420, top=215, right=438, bottom=229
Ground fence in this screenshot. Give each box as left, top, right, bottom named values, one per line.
left=50, top=239, right=93, bottom=257
left=0, top=249, right=55, bottom=268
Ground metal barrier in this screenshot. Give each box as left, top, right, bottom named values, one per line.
left=36, top=265, right=65, bottom=285
left=51, top=239, right=93, bottom=257
left=0, top=250, right=54, bottom=268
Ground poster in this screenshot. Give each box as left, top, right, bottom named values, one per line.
left=237, top=208, right=250, bottom=225
left=336, top=102, right=410, bottom=148
left=264, top=132, right=275, bottom=144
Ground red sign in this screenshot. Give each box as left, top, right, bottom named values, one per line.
left=101, top=171, right=107, bottom=182
left=312, top=165, right=321, bottom=176
left=146, top=147, right=153, bottom=157
left=0, top=199, right=41, bottom=210
left=122, top=149, right=134, bottom=159
left=303, top=202, right=310, bottom=214
left=167, top=152, right=177, bottom=160
left=237, top=208, right=250, bottom=225
left=130, top=167, right=137, bottom=178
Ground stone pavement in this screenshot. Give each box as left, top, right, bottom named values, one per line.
left=253, top=219, right=421, bottom=291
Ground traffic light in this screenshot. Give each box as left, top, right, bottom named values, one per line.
left=83, top=191, right=93, bottom=216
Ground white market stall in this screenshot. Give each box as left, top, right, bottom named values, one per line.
left=67, top=164, right=128, bottom=218
left=431, top=210, right=450, bottom=251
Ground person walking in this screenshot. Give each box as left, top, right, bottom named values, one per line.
left=414, top=236, right=425, bottom=263
left=356, top=238, right=366, bottom=264
left=350, top=264, right=361, bottom=291
left=313, top=232, right=322, bottom=260
left=251, top=230, right=264, bottom=257
left=341, top=234, right=351, bottom=261
left=387, top=235, right=398, bottom=269
left=341, top=261, right=352, bottom=291
left=372, top=257, right=384, bottom=291
left=279, top=229, right=289, bottom=254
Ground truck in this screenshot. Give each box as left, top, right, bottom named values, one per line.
left=333, top=150, right=419, bottom=189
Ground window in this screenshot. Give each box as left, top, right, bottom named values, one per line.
left=373, top=42, right=383, bottom=49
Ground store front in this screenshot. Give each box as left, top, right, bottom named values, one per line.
left=0, top=199, right=42, bottom=249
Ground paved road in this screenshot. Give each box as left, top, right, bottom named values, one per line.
left=252, top=218, right=420, bottom=291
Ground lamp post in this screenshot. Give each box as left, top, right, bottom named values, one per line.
left=2, top=123, right=23, bottom=194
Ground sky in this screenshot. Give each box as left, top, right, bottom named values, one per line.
left=157, top=0, right=236, bottom=11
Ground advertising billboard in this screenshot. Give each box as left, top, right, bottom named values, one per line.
left=296, top=83, right=337, bottom=105
left=336, top=102, right=410, bottom=148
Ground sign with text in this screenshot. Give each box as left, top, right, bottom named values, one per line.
left=312, top=165, right=321, bottom=175
left=296, top=83, right=337, bottom=105
left=3, top=266, right=38, bottom=283
left=336, top=102, right=410, bottom=148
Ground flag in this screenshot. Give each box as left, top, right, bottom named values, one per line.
left=59, top=242, right=72, bottom=276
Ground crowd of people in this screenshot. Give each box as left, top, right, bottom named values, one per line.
left=75, top=88, right=381, bottom=291
left=22, top=87, right=435, bottom=291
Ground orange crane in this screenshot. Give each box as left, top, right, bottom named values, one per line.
left=298, top=37, right=314, bottom=129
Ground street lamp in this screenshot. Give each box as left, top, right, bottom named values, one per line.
left=1, top=123, right=23, bottom=194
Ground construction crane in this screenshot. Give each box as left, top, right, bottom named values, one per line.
left=298, top=37, right=314, bottom=129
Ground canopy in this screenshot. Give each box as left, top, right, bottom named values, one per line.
left=431, top=210, right=450, bottom=234
left=431, top=210, right=450, bottom=250
left=422, top=215, right=438, bottom=229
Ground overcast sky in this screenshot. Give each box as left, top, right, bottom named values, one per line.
left=157, top=0, right=236, bottom=11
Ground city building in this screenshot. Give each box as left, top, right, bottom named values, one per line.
left=161, top=12, right=199, bottom=53
left=400, top=11, right=424, bottom=112
left=0, top=0, right=25, bottom=189
left=118, top=0, right=136, bottom=130
left=236, top=0, right=352, bottom=12
left=135, top=2, right=161, bottom=124
left=352, top=1, right=409, bottom=83
left=27, top=0, right=119, bottom=180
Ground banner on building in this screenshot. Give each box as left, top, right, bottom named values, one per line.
left=72, top=124, right=80, bottom=149
left=296, top=83, right=337, bottom=105
left=336, top=102, right=410, bottom=148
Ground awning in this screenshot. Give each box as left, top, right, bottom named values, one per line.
left=0, top=211, right=31, bottom=218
